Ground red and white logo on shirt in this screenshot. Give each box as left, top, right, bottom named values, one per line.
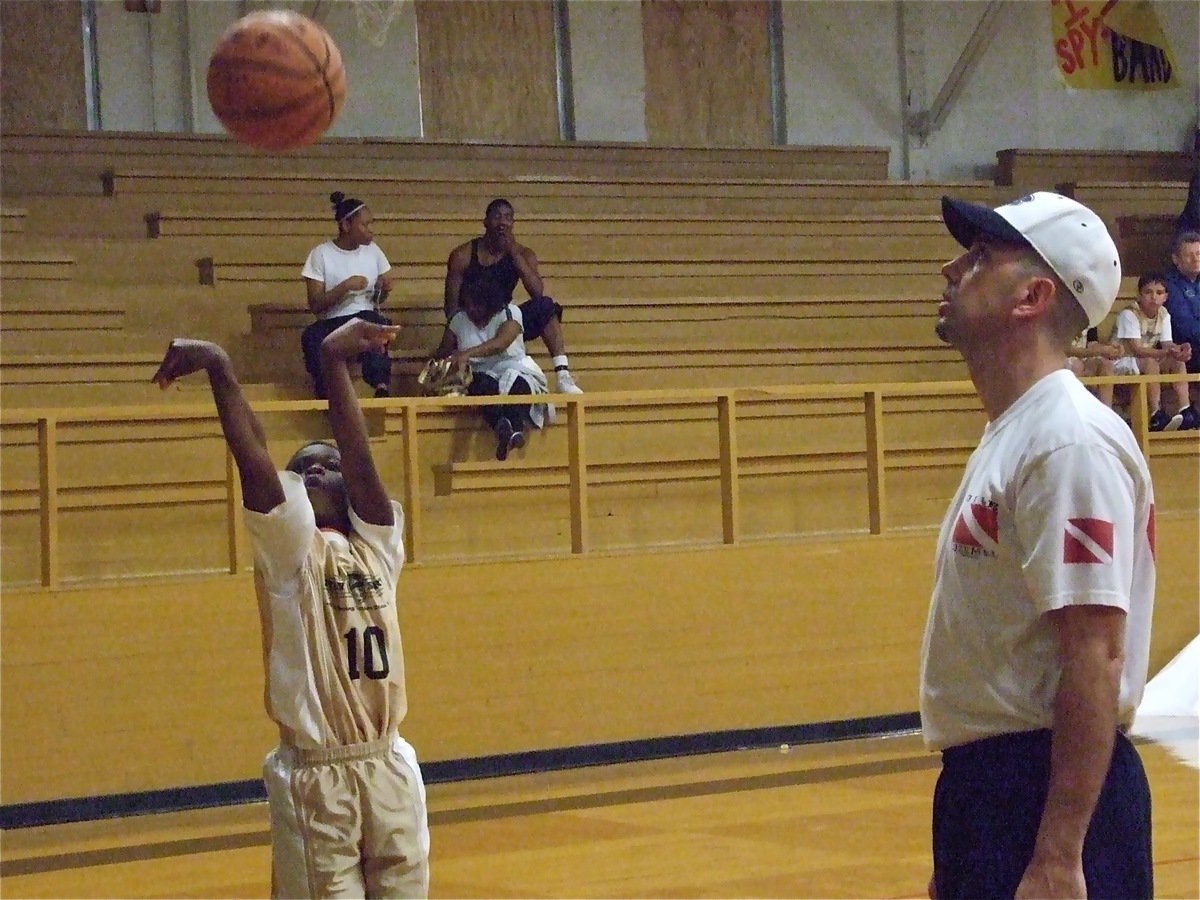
left=951, top=501, right=999, bottom=557
left=1063, top=517, right=1114, bottom=564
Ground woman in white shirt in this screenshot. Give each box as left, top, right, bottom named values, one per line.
left=301, top=191, right=395, bottom=398
left=434, top=276, right=549, bottom=461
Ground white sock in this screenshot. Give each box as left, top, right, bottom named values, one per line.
left=552, top=354, right=570, bottom=372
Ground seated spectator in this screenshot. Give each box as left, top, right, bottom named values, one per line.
left=1066, top=326, right=1121, bottom=408
left=445, top=198, right=583, bottom=394
left=301, top=191, right=394, bottom=399
left=1112, top=273, right=1196, bottom=431
left=1164, top=230, right=1200, bottom=412
left=434, top=277, right=551, bottom=461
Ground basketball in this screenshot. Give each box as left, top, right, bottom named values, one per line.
left=206, top=10, right=346, bottom=153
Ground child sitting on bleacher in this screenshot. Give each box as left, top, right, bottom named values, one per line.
left=1112, top=273, right=1197, bottom=431
left=1066, top=326, right=1121, bottom=409
left=433, top=276, right=551, bottom=461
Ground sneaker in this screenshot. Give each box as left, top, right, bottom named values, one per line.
left=1148, top=409, right=1170, bottom=432
left=495, top=417, right=514, bottom=461
left=556, top=369, right=583, bottom=394
left=373, top=384, right=390, bottom=399
left=1181, top=406, right=1200, bottom=431
left=1163, top=411, right=1185, bottom=432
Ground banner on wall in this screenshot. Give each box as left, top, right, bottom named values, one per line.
left=1051, top=0, right=1177, bottom=90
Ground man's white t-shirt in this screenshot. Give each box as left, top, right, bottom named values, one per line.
left=301, top=241, right=391, bottom=320
left=243, top=471, right=408, bottom=750
left=920, top=370, right=1156, bottom=751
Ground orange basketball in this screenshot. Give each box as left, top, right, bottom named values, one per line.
left=206, top=11, right=346, bottom=153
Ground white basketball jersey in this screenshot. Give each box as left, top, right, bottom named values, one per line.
left=245, top=472, right=407, bottom=749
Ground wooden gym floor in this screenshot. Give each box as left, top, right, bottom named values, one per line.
left=2, top=731, right=1196, bottom=898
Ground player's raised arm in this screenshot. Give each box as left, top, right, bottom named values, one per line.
left=152, top=339, right=284, bottom=514
left=318, top=319, right=401, bottom=526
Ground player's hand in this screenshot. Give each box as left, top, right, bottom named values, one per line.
left=1174, top=343, right=1193, bottom=362
left=1099, top=343, right=1123, bottom=360
left=342, top=275, right=369, bottom=292
left=377, top=274, right=393, bottom=296
left=320, top=318, right=401, bottom=361
left=151, top=338, right=228, bottom=389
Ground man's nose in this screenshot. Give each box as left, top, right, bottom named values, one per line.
left=941, top=253, right=966, bottom=281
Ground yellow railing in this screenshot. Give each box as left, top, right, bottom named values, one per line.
left=1, top=375, right=1193, bottom=589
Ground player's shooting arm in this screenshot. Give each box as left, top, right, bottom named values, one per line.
left=152, top=340, right=284, bottom=514
left=319, top=319, right=400, bottom=527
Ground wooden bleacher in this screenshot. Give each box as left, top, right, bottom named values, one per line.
left=0, top=137, right=1185, bottom=406
left=103, top=169, right=1005, bottom=216
left=997, top=148, right=1192, bottom=191
left=2, top=131, right=892, bottom=180
left=1056, top=180, right=1188, bottom=219
left=1115, top=213, right=1177, bottom=276
left=0, top=250, right=76, bottom=282
left=1, top=206, right=27, bottom=234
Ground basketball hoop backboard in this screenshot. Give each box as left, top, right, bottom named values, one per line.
left=352, top=0, right=403, bottom=47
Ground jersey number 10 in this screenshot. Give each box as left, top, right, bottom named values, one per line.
left=344, top=626, right=390, bottom=680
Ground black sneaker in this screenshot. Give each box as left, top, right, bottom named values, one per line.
left=1180, top=406, right=1200, bottom=431
left=373, top=384, right=390, bottom=399
left=1148, top=409, right=1170, bottom=432
left=495, top=417, right=514, bottom=461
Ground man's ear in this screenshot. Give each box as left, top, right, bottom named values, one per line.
left=1013, top=274, right=1056, bottom=322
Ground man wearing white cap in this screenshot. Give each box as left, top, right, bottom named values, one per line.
left=921, top=192, right=1155, bottom=899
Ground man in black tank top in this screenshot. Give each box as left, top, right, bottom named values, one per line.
left=444, top=198, right=583, bottom=393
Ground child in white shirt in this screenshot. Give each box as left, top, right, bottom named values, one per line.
left=1112, top=273, right=1196, bottom=431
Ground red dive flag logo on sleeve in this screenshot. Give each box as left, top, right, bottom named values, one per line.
left=1063, top=517, right=1114, bottom=564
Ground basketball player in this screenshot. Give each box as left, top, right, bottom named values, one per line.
left=444, top=198, right=583, bottom=393
left=152, top=319, right=429, bottom=899
left=922, top=193, right=1155, bottom=898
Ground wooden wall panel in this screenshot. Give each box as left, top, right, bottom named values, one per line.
left=415, top=0, right=559, bottom=142
left=642, top=0, right=772, bottom=146
left=2, top=516, right=1195, bottom=804
left=0, top=0, right=88, bottom=132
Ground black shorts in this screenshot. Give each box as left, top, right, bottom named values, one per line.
left=518, top=295, right=563, bottom=343
left=932, top=729, right=1152, bottom=900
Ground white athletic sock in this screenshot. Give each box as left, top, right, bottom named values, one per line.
left=552, top=354, right=570, bottom=372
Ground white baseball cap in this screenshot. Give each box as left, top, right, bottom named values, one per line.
left=941, top=192, right=1122, bottom=328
